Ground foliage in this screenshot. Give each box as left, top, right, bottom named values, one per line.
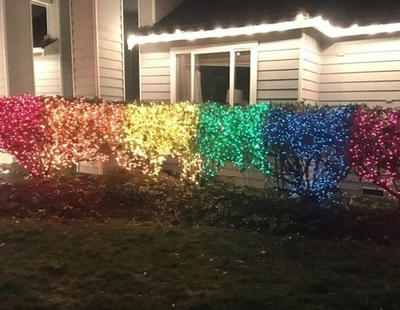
left=196, top=102, right=271, bottom=180
left=265, top=105, right=356, bottom=200
left=349, top=108, right=400, bottom=199
left=121, top=102, right=202, bottom=182
left=42, top=97, right=126, bottom=175
left=0, top=95, right=47, bottom=177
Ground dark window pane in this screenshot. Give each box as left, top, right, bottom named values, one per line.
left=195, top=52, right=230, bottom=104
left=32, top=4, right=47, bottom=48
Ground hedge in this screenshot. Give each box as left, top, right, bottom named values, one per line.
left=1, top=95, right=400, bottom=201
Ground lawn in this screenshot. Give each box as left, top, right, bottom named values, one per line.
left=1, top=219, right=400, bottom=310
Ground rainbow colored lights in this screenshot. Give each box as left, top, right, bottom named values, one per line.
left=3, top=95, right=400, bottom=200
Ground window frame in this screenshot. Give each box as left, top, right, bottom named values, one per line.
left=170, top=42, right=258, bottom=105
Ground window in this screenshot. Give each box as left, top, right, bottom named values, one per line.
left=195, top=52, right=230, bottom=103
left=32, top=3, right=48, bottom=48
left=172, top=43, right=257, bottom=105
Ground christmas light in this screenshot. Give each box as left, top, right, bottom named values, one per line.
left=120, top=102, right=202, bottom=182
left=42, top=97, right=126, bottom=175
left=127, top=14, right=400, bottom=48
left=349, top=108, right=400, bottom=199
left=265, top=105, right=355, bottom=200
left=0, top=95, right=47, bottom=176
left=196, top=102, right=270, bottom=180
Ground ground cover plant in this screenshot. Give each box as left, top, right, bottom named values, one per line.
left=1, top=171, right=400, bottom=244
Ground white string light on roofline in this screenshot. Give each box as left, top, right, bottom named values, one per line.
left=127, top=13, right=400, bottom=49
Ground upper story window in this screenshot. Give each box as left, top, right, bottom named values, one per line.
left=172, top=43, right=257, bottom=106
left=32, top=3, right=48, bottom=48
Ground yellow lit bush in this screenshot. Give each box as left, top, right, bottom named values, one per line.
left=120, top=102, right=202, bottom=182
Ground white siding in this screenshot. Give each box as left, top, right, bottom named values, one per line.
left=257, top=39, right=300, bottom=102
left=140, top=44, right=171, bottom=101
left=70, top=0, right=97, bottom=98
left=70, top=0, right=124, bottom=100
left=97, top=0, right=124, bottom=101
left=34, top=54, right=62, bottom=96
left=320, top=37, right=400, bottom=106
left=300, top=33, right=320, bottom=103
left=4, top=0, right=34, bottom=95
left=0, top=0, right=7, bottom=96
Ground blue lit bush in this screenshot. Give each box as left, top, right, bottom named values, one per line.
left=264, top=105, right=356, bottom=200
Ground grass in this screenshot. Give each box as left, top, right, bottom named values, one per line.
left=1, top=219, right=400, bottom=309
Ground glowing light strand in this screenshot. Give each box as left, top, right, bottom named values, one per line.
left=127, top=14, right=400, bottom=48
left=196, top=102, right=271, bottom=180
left=120, top=102, right=202, bottom=182
left=0, top=95, right=47, bottom=177
left=42, top=97, right=126, bottom=175
left=349, top=108, right=400, bottom=199
left=265, top=105, right=356, bottom=200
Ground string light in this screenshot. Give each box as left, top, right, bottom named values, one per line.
left=265, top=105, right=355, bottom=200
left=127, top=14, right=400, bottom=48
left=42, top=97, right=126, bottom=175
left=120, top=102, right=202, bottom=182
left=349, top=108, right=400, bottom=199
left=196, top=102, right=270, bottom=180
left=0, top=95, right=47, bottom=176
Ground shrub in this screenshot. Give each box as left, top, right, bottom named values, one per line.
left=42, top=97, right=126, bottom=175
left=0, top=95, right=47, bottom=176
left=121, top=102, right=202, bottom=182
left=265, top=105, right=355, bottom=200
left=196, top=102, right=271, bottom=180
left=349, top=108, right=400, bottom=199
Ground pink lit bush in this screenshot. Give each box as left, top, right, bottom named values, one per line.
left=349, top=108, right=400, bottom=199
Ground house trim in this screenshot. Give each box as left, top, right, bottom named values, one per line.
left=128, top=14, right=400, bottom=49
left=0, top=0, right=9, bottom=96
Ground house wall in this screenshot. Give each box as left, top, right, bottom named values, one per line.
left=34, top=53, right=62, bottom=96
left=59, top=0, right=73, bottom=97
left=139, top=37, right=302, bottom=102
left=0, top=0, right=7, bottom=97
left=140, top=44, right=170, bottom=100
left=257, top=38, right=300, bottom=102
left=4, top=0, right=35, bottom=95
left=300, top=33, right=321, bottom=104
left=70, top=0, right=97, bottom=98
left=70, top=0, right=124, bottom=101
left=319, top=37, right=400, bottom=106
left=97, top=0, right=125, bottom=101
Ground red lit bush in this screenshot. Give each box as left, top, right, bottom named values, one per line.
left=0, top=95, right=47, bottom=176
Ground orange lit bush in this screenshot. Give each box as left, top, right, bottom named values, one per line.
left=42, top=97, right=126, bottom=175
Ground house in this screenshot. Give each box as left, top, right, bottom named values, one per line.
left=131, top=0, right=400, bottom=107
left=1, top=0, right=400, bottom=193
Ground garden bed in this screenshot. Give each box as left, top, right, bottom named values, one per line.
left=1, top=171, right=400, bottom=245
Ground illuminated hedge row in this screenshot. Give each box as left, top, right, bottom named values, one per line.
left=2, top=95, right=400, bottom=200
